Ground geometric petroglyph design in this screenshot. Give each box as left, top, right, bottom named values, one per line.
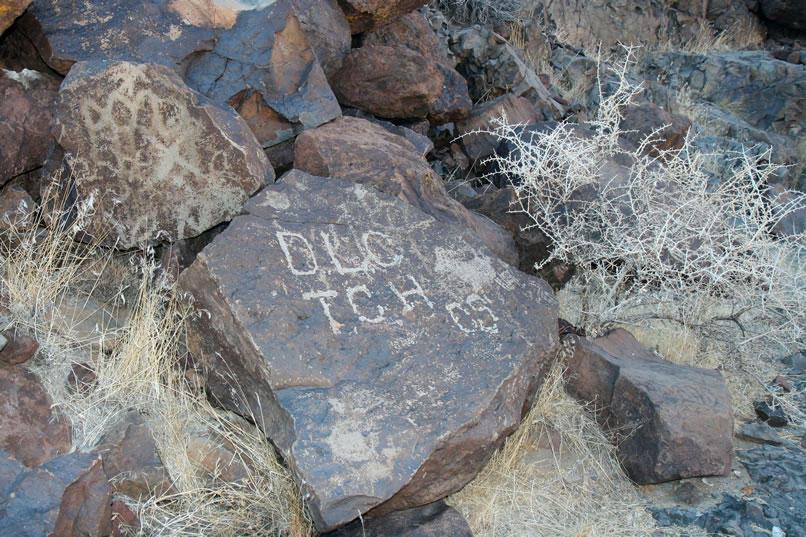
left=54, top=61, right=269, bottom=247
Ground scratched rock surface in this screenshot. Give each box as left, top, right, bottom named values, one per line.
left=25, top=0, right=341, bottom=148
left=565, top=328, right=734, bottom=484
left=51, top=60, right=271, bottom=249
left=294, top=116, right=518, bottom=266
left=178, top=170, right=558, bottom=532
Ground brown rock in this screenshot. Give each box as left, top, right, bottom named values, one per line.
left=771, top=375, right=793, bottom=393
left=25, top=0, right=341, bottom=148
left=768, top=183, right=806, bottom=237
left=52, top=455, right=112, bottom=537
left=801, top=432, right=806, bottom=449
left=290, top=0, right=351, bottom=78
left=0, top=328, right=39, bottom=365
left=178, top=169, right=558, bottom=531
left=619, top=103, right=692, bottom=158
left=65, top=363, right=97, bottom=395
left=0, top=366, right=72, bottom=467
left=324, top=500, right=473, bottom=537
left=97, top=411, right=173, bottom=499
left=185, top=435, right=249, bottom=484
left=331, top=45, right=443, bottom=120
left=429, top=63, right=473, bottom=125
left=0, top=185, right=35, bottom=231
left=294, top=116, right=517, bottom=266
left=110, top=500, right=139, bottom=537
left=457, top=93, right=542, bottom=161
left=0, top=0, right=30, bottom=35
left=760, top=0, right=806, bottom=31
left=0, top=68, right=60, bottom=184
left=337, top=0, right=426, bottom=34
left=565, top=328, right=734, bottom=484
left=51, top=61, right=271, bottom=248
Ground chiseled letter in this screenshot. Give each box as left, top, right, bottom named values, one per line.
left=276, top=231, right=317, bottom=276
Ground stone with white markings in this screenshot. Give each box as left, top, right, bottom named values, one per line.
left=50, top=60, right=272, bottom=248
left=179, top=169, right=558, bottom=531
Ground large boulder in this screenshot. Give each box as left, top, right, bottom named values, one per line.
left=337, top=0, right=426, bottom=34
left=50, top=60, right=272, bottom=248
left=362, top=10, right=471, bottom=124
left=759, top=0, right=806, bottom=31
left=178, top=170, right=558, bottom=531
left=0, top=366, right=72, bottom=468
left=24, top=0, right=341, bottom=148
left=457, top=93, right=543, bottom=161
left=330, top=45, right=444, bottom=120
left=294, top=116, right=518, bottom=266
left=565, top=329, right=734, bottom=484
left=0, top=68, right=60, bottom=185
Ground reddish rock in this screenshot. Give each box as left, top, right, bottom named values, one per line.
left=565, top=328, right=734, bottom=484
left=111, top=500, right=139, bottom=537
left=0, top=366, right=72, bottom=467
left=324, top=500, right=473, bottom=537
left=52, top=455, right=112, bottom=537
left=178, top=169, right=558, bottom=531
left=768, top=183, right=806, bottom=237
left=619, top=103, right=692, bottom=158
left=290, top=0, right=351, bottom=78
left=771, top=375, right=793, bottom=393
left=0, top=450, right=106, bottom=537
left=294, top=116, right=517, bottom=266
left=0, top=0, right=30, bottom=34
left=65, top=363, right=97, bottom=395
left=429, top=63, right=473, bottom=125
left=51, top=60, right=271, bottom=249
left=0, top=328, right=39, bottom=365
left=457, top=93, right=543, bottom=161
left=0, top=68, right=60, bottom=184
left=331, top=45, right=443, bottom=120
left=97, top=410, right=173, bottom=499
left=0, top=185, right=35, bottom=231
left=337, top=0, right=427, bottom=34
left=25, top=0, right=341, bottom=148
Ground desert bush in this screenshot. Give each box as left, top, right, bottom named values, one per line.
left=431, top=0, right=531, bottom=26
left=482, top=47, right=806, bottom=359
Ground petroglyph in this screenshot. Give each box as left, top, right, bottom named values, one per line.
left=53, top=61, right=270, bottom=247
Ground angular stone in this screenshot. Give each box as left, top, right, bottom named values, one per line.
left=51, top=60, right=271, bottom=248
left=429, top=63, right=472, bottom=125
left=324, top=500, right=473, bottom=537
left=98, top=411, right=173, bottom=499
left=0, top=0, right=30, bottom=35
left=0, top=185, right=35, bottom=232
left=737, top=423, right=784, bottom=446
left=331, top=45, right=443, bottom=120
left=290, top=0, right=351, bottom=78
left=26, top=0, right=341, bottom=148
left=0, top=328, right=39, bottom=365
left=753, top=401, right=788, bottom=427
left=52, top=455, right=112, bottom=537
left=178, top=170, right=558, bottom=531
left=457, top=93, right=542, bottom=161
left=110, top=500, right=139, bottom=537
left=337, top=0, right=426, bottom=34
left=0, top=366, right=72, bottom=468
left=760, top=0, right=806, bottom=31
left=0, top=68, right=60, bottom=184
left=0, top=450, right=103, bottom=537
left=294, top=116, right=517, bottom=266
left=565, top=328, right=734, bottom=484
left=619, top=103, right=692, bottom=158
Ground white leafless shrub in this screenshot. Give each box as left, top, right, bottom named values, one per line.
left=431, top=0, right=530, bottom=26
left=483, top=46, right=806, bottom=356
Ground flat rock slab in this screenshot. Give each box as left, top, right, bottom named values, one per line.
left=565, top=328, right=733, bottom=484
left=52, top=60, right=271, bottom=248
left=179, top=170, right=558, bottom=531
left=324, top=500, right=473, bottom=537
left=26, top=0, right=341, bottom=147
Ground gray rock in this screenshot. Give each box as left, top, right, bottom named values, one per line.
left=324, top=500, right=473, bottom=537
left=50, top=60, right=271, bottom=248
left=179, top=170, right=558, bottom=531
left=737, top=423, right=784, bottom=445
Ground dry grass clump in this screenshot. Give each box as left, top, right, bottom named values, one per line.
left=449, top=358, right=657, bottom=537
left=0, top=177, right=314, bottom=537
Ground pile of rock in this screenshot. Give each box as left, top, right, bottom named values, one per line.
left=2, top=0, right=802, bottom=534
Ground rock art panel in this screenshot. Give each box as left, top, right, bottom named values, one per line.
left=179, top=170, right=558, bottom=531
left=52, top=60, right=271, bottom=248
left=26, top=0, right=341, bottom=147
